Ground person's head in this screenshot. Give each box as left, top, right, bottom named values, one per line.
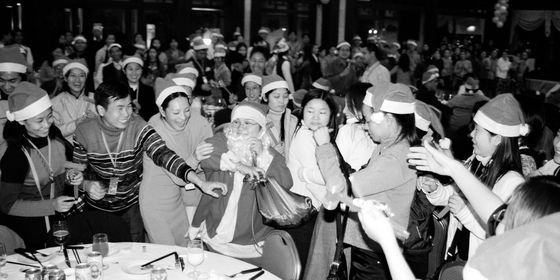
left=65, top=31, right=74, bottom=44
left=480, top=50, right=487, bottom=59
left=108, top=44, right=123, bottom=61
left=242, top=74, right=262, bottom=103
left=0, top=46, right=27, bottom=96
left=72, top=35, right=88, bottom=52
left=288, top=31, right=297, bottom=41
left=406, top=40, right=418, bottom=51
left=134, top=33, right=144, bottom=44
left=312, top=44, right=320, bottom=55
left=501, top=50, right=509, bottom=58
left=214, top=51, right=226, bottom=66
left=168, top=37, right=179, bottom=49
left=229, top=102, right=268, bottom=139
left=336, top=42, right=352, bottom=60
left=12, top=29, right=24, bottom=45
left=155, top=78, right=191, bottom=131
left=422, top=44, right=430, bottom=53
left=6, top=82, right=53, bottom=138
left=165, top=73, right=195, bottom=99
left=415, top=100, right=445, bottom=145
left=92, top=25, right=103, bottom=39
left=300, top=89, right=337, bottom=132
left=122, top=56, right=144, bottom=85
left=460, top=51, right=467, bottom=60
left=63, top=59, right=89, bottom=95
left=443, top=49, right=451, bottom=58
left=397, top=53, right=411, bottom=72
left=236, top=43, right=248, bottom=57
left=502, top=176, right=560, bottom=232
left=362, top=82, right=416, bottom=145
left=521, top=51, right=528, bottom=60
left=249, top=46, right=269, bottom=75
left=302, top=33, right=311, bottom=45
left=463, top=75, right=480, bottom=94
left=258, top=27, right=269, bottom=40
left=262, top=75, right=289, bottom=113
left=105, top=33, right=116, bottom=46
left=421, top=70, right=439, bottom=91
left=176, top=63, right=199, bottom=80
left=432, top=50, right=441, bottom=60
left=94, top=81, right=133, bottom=129
left=52, top=56, right=69, bottom=78
left=151, top=38, right=162, bottom=50
left=344, top=82, right=372, bottom=123
left=362, top=42, right=385, bottom=66
left=147, top=47, right=158, bottom=61
left=490, top=49, right=498, bottom=58
left=58, top=34, right=66, bottom=45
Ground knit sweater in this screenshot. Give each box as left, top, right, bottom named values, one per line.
left=72, top=116, right=196, bottom=212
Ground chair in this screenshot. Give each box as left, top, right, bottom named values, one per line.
left=438, top=260, right=465, bottom=280
left=261, top=230, right=301, bottom=280
left=0, top=225, right=26, bottom=254
left=66, top=211, right=131, bottom=244
left=427, top=207, right=450, bottom=279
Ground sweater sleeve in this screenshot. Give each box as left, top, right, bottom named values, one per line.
left=292, top=132, right=325, bottom=185
left=139, top=125, right=196, bottom=183
left=1, top=181, right=56, bottom=217
left=349, top=152, right=406, bottom=197
left=52, top=98, right=78, bottom=138
left=424, top=183, right=456, bottom=206
left=316, top=143, right=347, bottom=194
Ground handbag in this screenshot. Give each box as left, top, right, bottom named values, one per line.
left=251, top=176, right=317, bottom=228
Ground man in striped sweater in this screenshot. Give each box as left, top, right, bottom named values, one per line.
left=73, top=82, right=226, bottom=241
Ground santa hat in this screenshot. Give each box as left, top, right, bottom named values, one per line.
left=154, top=77, right=188, bottom=107
left=353, top=52, right=364, bottom=59
left=426, top=65, right=439, bottom=74
left=166, top=73, right=196, bottom=89
left=241, top=74, right=262, bottom=86
left=336, top=41, right=351, bottom=49
left=231, top=102, right=268, bottom=131
left=214, top=50, right=226, bottom=58
left=72, top=35, right=87, bottom=45
left=92, top=23, right=104, bottom=32
left=176, top=63, right=199, bottom=77
left=473, top=93, right=528, bottom=137
left=192, top=38, right=208, bottom=51
left=422, top=70, right=439, bottom=84
left=258, top=27, right=271, bottom=34
left=133, top=43, right=146, bottom=50
left=108, top=43, right=122, bottom=51
left=415, top=100, right=450, bottom=148
left=261, top=75, right=289, bottom=100
left=363, top=82, right=415, bottom=115
left=6, top=82, right=52, bottom=122
left=62, top=58, right=89, bottom=76
left=352, top=35, right=362, bottom=41
left=391, top=42, right=401, bottom=50
left=275, top=38, right=289, bottom=53
left=121, top=55, right=144, bottom=69
left=406, top=40, right=418, bottom=47
left=312, top=78, right=332, bottom=92
left=214, top=44, right=226, bottom=51
left=52, top=56, right=70, bottom=68
left=0, top=47, right=27, bottom=73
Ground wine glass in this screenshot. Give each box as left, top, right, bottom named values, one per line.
left=0, top=242, right=7, bottom=278
left=92, top=233, right=109, bottom=257
left=52, top=220, right=70, bottom=253
left=186, top=238, right=204, bottom=279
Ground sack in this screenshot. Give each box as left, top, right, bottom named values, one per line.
left=252, top=177, right=317, bottom=228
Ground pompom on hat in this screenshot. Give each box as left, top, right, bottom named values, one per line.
left=473, top=93, right=529, bottom=137
left=231, top=101, right=268, bottom=132
left=261, top=75, right=289, bottom=101
left=0, top=46, right=27, bottom=73
left=312, top=78, right=332, bottom=92
left=62, top=58, right=89, bottom=76
left=241, top=74, right=262, bottom=86
left=415, top=100, right=450, bottom=149
left=6, top=82, right=52, bottom=122
left=363, top=82, right=415, bottom=114
left=176, top=62, right=199, bottom=77
left=154, top=77, right=188, bottom=107
left=192, top=38, right=208, bottom=51
left=121, top=55, right=144, bottom=69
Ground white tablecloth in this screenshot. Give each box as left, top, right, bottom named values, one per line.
left=3, top=242, right=280, bottom=280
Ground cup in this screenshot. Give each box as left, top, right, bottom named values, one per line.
left=92, top=233, right=109, bottom=257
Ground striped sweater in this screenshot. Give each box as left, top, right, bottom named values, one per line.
left=73, top=116, right=195, bottom=212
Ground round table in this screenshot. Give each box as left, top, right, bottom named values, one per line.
left=3, top=242, right=280, bottom=280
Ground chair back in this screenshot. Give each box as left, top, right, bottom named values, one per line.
left=67, top=211, right=131, bottom=244
left=428, top=208, right=450, bottom=278
left=438, top=260, right=465, bottom=280
left=0, top=225, right=26, bottom=254
left=261, top=230, right=301, bottom=280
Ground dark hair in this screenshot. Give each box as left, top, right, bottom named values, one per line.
left=482, top=134, right=522, bottom=188
left=397, top=54, right=411, bottom=72
left=365, top=42, right=386, bottom=61
left=345, top=82, right=371, bottom=122
left=264, top=87, right=290, bottom=141
left=392, top=113, right=417, bottom=145
left=515, top=93, right=546, bottom=164
left=504, top=176, right=560, bottom=231
left=150, top=37, right=162, bottom=49
left=236, top=42, right=248, bottom=53
left=250, top=46, right=270, bottom=60
left=161, top=92, right=189, bottom=110
left=94, top=81, right=131, bottom=109
left=296, top=89, right=339, bottom=138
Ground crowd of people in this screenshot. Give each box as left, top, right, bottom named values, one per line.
left=0, top=24, right=559, bottom=280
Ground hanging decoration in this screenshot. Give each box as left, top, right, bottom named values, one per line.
left=493, top=0, right=509, bottom=28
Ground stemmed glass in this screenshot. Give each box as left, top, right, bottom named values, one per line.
left=92, top=233, right=109, bottom=257
left=0, top=242, right=7, bottom=278
left=186, top=238, right=204, bottom=279
left=52, top=220, right=70, bottom=254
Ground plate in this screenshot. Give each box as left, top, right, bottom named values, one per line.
left=17, top=251, right=58, bottom=265
left=121, top=260, right=152, bottom=275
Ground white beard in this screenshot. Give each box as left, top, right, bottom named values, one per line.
left=224, top=126, right=256, bottom=166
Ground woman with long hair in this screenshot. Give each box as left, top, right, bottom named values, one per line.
left=419, top=93, right=526, bottom=261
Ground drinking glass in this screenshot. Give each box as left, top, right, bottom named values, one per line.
left=52, top=220, right=70, bottom=253
left=92, top=233, right=109, bottom=257
left=0, top=242, right=7, bottom=278
left=186, top=238, right=204, bottom=279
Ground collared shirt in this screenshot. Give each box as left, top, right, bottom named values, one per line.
left=51, top=91, right=97, bottom=143
left=360, top=61, right=390, bottom=85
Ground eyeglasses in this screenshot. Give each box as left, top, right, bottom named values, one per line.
left=465, top=87, right=479, bottom=93
left=231, top=119, right=260, bottom=129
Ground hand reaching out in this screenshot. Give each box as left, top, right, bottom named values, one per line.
left=407, top=140, right=459, bottom=176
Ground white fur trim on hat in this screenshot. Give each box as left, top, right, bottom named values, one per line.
left=261, top=80, right=289, bottom=96
left=406, top=40, right=418, bottom=47
left=258, top=28, right=270, bottom=34
left=336, top=42, right=351, bottom=49
left=473, top=111, right=526, bottom=137
left=415, top=113, right=431, bottom=131
left=380, top=99, right=415, bottom=114
left=241, top=75, right=262, bottom=86
left=172, top=77, right=195, bottom=89
left=108, top=43, right=122, bottom=50
left=370, top=112, right=385, bottom=124
left=155, top=85, right=188, bottom=106
left=52, top=58, right=69, bottom=67
left=63, top=62, right=89, bottom=76
left=72, top=35, right=87, bottom=45
left=193, top=44, right=208, bottom=51
left=422, top=72, right=439, bottom=84
left=121, top=56, right=144, bottom=68
left=6, top=94, right=52, bottom=122
left=231, top=105, right=267, bottom=130
left=363, top=90, right=374, bottom=107
left=312, top=81, right=330, bottom=91
left=0, top=62, right=26, bottom=73
left=214, top=52, right=226, bottom=58
left=178, top=67, right=199, bottom=77
left=134, top=43, right=146, bottom=50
